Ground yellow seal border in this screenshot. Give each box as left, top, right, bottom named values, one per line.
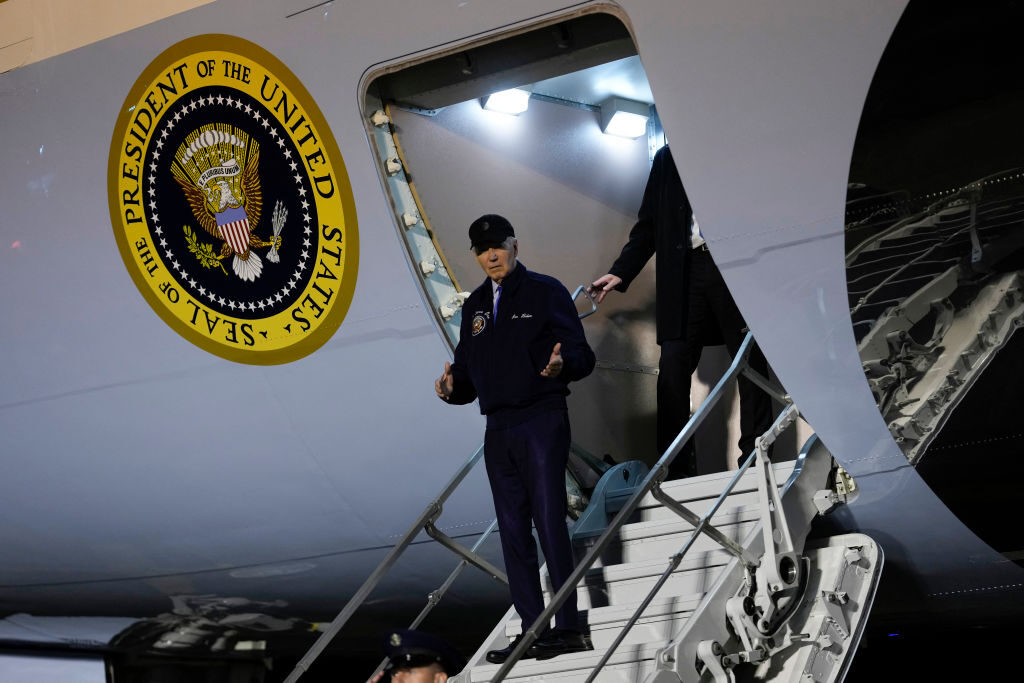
left=108, top=34, right=358, bottom=365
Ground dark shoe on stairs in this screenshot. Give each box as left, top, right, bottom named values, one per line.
left=486, top=636, right=535, bottom=664
left=527, top=629, right=593, bottom=660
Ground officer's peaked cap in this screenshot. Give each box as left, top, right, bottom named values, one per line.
left=382, top=628, right=466, bottom=675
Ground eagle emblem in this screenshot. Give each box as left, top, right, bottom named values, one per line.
left=171, top=124, right=286, bottom=281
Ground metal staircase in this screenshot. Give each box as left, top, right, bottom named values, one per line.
left=284, top=334, right=883, bottom=683
left=462, top=464, right=799, bottom=682
left=453, top=435, right=881, bottom=683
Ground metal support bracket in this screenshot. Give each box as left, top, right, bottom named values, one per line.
left=696, top=640, right=735, bottom=683
left=752, top=405, right=805, bottom=634
left=424, top=518, right=508, bottom=585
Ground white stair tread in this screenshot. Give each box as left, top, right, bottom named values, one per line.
left=632, top=460, right=796, bottom=510
left=507, top=593, right=703, bottom=640
left=552, top=549, right=734, bottom=591
left=470, top=642, right=664, bottom=682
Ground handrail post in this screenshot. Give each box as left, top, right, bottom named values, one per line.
left=283, top=443, right=486, bottom=683
left=367, top=519, right=502, bottom=682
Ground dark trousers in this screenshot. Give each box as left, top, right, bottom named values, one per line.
left=484, top=410, right=579, bottom=632
left=657, top=247, right=772, bottom=478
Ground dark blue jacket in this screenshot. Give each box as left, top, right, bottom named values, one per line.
left=448, top=263, right=595, bottom=427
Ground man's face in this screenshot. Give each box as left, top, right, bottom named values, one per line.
left=474, top=239, right=518, bottom=284
left=388, top=663, right=447, bottom=683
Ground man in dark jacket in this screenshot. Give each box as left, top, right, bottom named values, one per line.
left=435, top=215, right=595, bottom=663
left=589, top=146, right=771, bottom=477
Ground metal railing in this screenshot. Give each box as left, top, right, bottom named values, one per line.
left=282, top=443, right=505, bottom=683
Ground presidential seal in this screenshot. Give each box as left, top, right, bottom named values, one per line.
left=108, top=35, right=358, bottom=364
left=472, top=314, right=486, bottom=336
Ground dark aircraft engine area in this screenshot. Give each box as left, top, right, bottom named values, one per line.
left=844, top=0, right=1024, bottom=569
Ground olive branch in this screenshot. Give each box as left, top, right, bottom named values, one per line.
left=183, top=225, right=227, bottom=275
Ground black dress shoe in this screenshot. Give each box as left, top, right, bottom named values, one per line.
left=486, top=636, right=535, bottom=664
left=527, top=629, right=593, bottom=660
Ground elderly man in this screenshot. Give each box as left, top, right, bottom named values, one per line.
left=435, top=214, right=595, bottom=663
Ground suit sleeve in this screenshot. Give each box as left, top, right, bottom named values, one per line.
left=447, top=309, right=478, bottom=405
left=607, top=149, right=664, bottom=291
left=549, top=284, right=596, bottom=383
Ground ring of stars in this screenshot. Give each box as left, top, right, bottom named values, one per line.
left=145, top=92, right=314, bottom=316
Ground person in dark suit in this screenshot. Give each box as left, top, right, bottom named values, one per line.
left=435, top=215, right=595, bottom=662
left=589, top=146, right=771, bottom=478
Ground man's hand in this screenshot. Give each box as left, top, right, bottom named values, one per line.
left=540, top=342, right=563, bottom=378
left=588, top=273, right=622, bottom=304
left=366, top=671, right=384, bottom=683
left=435, top=362, right=454, bottom=400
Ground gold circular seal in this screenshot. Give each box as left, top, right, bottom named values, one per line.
left=108, top=35, right=358, bottom=364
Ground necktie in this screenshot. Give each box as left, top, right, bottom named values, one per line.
left=493, top=285, right=502, bottom=325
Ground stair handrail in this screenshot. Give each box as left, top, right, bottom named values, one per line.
left=366, top=517, right=502, bottom=681
left=490, top=331, right=771, bottom=681
left=283, top=443, right=501, bottom=683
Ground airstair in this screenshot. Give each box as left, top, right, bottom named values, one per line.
left=284, top=335, right=883, bottom=683
left=452, top=415, right=880, bottom=683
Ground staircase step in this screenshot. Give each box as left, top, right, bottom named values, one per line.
left=634, top=461, right=796, bottom=509
left=573, top=516, right=757, bottom=569
left=470, top=642, right=664, bottom=683
left=507, top=593, right=704, bottom=650
left=555, top=551, right=734, bottom=611
left=629, top=491, right=762, bottom=525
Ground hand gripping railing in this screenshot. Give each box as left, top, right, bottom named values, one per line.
left=283, top=443, right=506, bottom=683
left=489, top=331, right=787, bottom=682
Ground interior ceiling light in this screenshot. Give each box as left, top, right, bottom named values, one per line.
left=600, top=97, right=650, bottom=138
left=483, top=88, right=531, bottom=115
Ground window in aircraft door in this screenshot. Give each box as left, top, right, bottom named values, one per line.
left=844, top=0, right=1024, bottom=565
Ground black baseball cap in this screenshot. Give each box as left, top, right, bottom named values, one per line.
left=469, top=214, right=515, bottom=250
left=381, top=628, right=466, bottom=676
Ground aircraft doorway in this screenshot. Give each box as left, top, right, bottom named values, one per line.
left=363, top=9, right=807, bottom=475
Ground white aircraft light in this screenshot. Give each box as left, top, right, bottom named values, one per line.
left=600, top=97, right=650, bottom=138
left=483, top=88, right=531, bottom=115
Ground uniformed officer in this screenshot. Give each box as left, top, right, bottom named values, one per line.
left=367, top=628, right=465, bottom=682
left=435, top=215, right=595, bottom=663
